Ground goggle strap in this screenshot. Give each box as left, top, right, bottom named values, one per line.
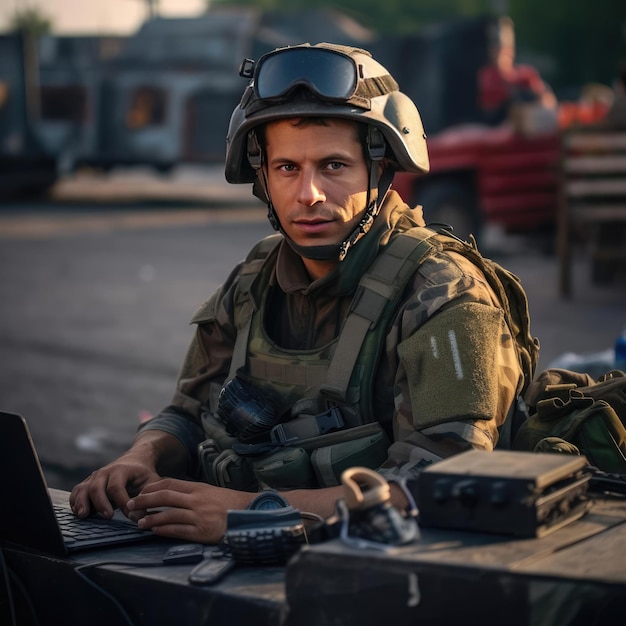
left=356, top=75, right=399, bottom=99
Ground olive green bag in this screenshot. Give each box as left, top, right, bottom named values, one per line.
left=512, top=368, right=626, bottom=473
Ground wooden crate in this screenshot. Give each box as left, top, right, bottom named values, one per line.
left=558, top=130, right=626, bottom=296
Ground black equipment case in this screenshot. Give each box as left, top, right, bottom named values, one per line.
left=416, top=449, right=591, bottom=537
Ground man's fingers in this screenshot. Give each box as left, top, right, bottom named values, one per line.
left=69, top=483, right=93, bottom=518
left=70, top=465, right=157, bottom=519
left=128, top=487, right=192, bottom=513
left=132, top=503, right=195, bottom=529
left=105, top=468, right=157, bottom=515
left=70, top=471, right=114, bottom=518
left=133, top=507, right=209, bottom=543
left=138, top=477, right=195, bottom=495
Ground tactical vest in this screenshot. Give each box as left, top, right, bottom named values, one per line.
left=199, top=226, right=539, bottom=491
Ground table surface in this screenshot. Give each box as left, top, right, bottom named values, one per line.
left=3, top=489, right=625, bottom=626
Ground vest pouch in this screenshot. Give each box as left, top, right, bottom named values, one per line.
left=311, top=429, right=390, bottom=488
left=200, top=444, right=258, bottom=492
left=294, top=421, right=385, bottom=452
left=201, top=411, right=237, bottom=452
left=252, top=447, right=316, bottom=490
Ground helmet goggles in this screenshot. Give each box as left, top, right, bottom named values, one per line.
left=252, top=47, right=359, bottom=103
left=241, top=46, right=398, bottom=111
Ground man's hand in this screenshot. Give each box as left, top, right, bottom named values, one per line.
left=70, top=453, right=160, bottom=520
left=128, top=480, right=349, bottom=545
left=127, top=478, right=252, bottom=544
left=69, top=430, right=187, bottom=520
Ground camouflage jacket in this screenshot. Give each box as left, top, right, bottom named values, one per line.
left=140, top=190, right=525, bottom=482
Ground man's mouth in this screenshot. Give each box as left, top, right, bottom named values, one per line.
left=292, top=217, right=334, bottom=234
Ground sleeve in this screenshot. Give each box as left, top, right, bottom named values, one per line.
left=379, top=250, right=523, bottom=484
left=514, top=65, right=555, bottom=106
left=521, top=65, right=549, bottom=96
left=137, top=404, right=206, bottom=476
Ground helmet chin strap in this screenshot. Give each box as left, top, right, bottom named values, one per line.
left=255, top=127, right=394, bottom=262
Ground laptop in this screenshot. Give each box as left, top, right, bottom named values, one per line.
left=0, top=410, right=156, bottom=556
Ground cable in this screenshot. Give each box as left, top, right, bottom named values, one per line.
left=0, top=547, right=40, bottom=626
left=8, top=568, right=39, bottom=626
left=5, top=550, right=213, bottom=625
left=0, top=547, right=17, bottom=626
left=73, top=559, right=165, bottom=626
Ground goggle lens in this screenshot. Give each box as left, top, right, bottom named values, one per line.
left=254, top=48, right=358, bottom=102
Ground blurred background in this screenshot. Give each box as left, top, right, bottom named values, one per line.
left=0, top=0, right=625, bottom=490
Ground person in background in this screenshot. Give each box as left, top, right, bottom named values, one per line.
left=478, top=17, right=557, bottom=125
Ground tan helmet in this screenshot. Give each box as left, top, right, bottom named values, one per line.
left=225, top=42, right=430, bottom=184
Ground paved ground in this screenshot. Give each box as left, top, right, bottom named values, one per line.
left=1, top=165, right=624, bottom=490
left=48, top=164, right=254, bottom=206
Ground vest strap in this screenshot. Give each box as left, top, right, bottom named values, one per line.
left=249, top=357, right=329, bottom=387
left=321, top=230, right=438, bottom=403
left=228, top=235, right=282, bottom=381
left=270, top=407, right=345, bottom=445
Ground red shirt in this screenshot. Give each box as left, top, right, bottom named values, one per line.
left=478, top=63, right=547, bottom=110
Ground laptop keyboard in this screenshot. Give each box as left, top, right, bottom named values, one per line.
left=54, top=504, right=152, bottom=548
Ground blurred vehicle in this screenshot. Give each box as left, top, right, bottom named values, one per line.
left=34, top=11, right=260, bottom=176
left=0, top=34, right=58, bottom=197
left=392, top=123, right=562, bottom=240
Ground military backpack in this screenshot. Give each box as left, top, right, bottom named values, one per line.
left=513, top=368, right=626, bottom=474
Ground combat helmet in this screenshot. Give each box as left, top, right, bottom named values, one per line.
left=225, top=43, right=430, bottom=261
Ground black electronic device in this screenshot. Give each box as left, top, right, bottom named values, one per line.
left=162, top=543, right=205, bottom=564
left=225, top=505, right=307, bottom=565
left=416, top=449, right=592, bottom=537
left=188, top=556, right=236, bottom=585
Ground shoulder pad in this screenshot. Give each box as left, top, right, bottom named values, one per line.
left=190, top=292, right=219, bottom=325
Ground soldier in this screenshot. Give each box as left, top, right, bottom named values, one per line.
left=70, top=43, right=537, bottom=544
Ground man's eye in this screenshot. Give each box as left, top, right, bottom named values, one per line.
left=327, top=162, right=344, bottom=170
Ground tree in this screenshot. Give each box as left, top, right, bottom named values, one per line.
left=509, top=0, right=626, bottom=92
left=9, top=6, right=53, bottom=37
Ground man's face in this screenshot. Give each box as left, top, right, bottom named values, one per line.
left=263, top=118, right=371, bottom=252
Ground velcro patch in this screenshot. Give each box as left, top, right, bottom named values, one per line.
left=398, top=302, right=505, bottom=429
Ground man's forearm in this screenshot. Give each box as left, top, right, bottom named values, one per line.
left=132, top=430, right=190, bottom=478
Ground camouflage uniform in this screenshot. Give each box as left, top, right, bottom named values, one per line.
left=140, top=190, right=524, bottom=485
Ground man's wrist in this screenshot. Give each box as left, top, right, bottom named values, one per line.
left=132, top=430, right=185, bottom=473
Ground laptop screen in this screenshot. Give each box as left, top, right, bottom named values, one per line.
left=0, top=411, right=68, bottom=555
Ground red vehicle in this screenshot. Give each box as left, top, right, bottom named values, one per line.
left=392, top=123, right=562, bottom=240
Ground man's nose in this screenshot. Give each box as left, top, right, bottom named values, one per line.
left=297, top=171, right=326, bottom=206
